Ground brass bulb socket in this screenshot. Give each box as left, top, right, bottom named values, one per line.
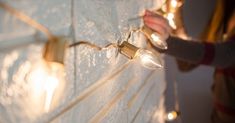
left=43, top=37, right=68, bottom=65
left=119, top=41, right=139, bottom=59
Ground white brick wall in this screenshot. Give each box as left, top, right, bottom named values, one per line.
left=0, top=0, right=166, bottom=123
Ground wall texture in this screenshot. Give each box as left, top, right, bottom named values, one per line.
left=0, top=0, right=166, bottom=123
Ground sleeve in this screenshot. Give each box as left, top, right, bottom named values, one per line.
left=159, top=36, right=235, bottom=68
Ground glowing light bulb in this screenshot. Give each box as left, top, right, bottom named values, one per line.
left=27, top=60, right=65, bottom=112
left=119, top=41, right=163, bottom=69
left=135, top=49, right=163, bottom=69
left=166, top=111, right=179, bottom=121
left=141, top=26, right=168, bottom=50
left=150, top=32, right=168, bottom=50
left=170, top=0, right=178, bottom=8
left=27, top=37, right=67, bottom=113
left=166, top=13, right=177, bottom=29
left=43, top=62, right=64, bottom=112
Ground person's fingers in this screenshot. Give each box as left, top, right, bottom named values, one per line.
left=144, top=20, right=169, bottom=40
left=143, top=15, right=171, bottom=33
left=144, top=10, right=163, bottom=19
left=144, top=10, right=172, bottom=32
left=145, top=10, right=155, bottom=16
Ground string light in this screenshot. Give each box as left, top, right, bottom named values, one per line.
left=27, top=37, right=67, bottom=112
left=127, top=0, right=185, bottom=50
left=0, top=1, right=68, bottom=113
left=70, top=41, right=163, bottom=69
left=162, top=0, right=184, bottom=30
left=1, top=1, right=164, bottom=114
left=118, top=41, right=163, bottom=69
left=170, top=0, right=179, bottom=9
left=165, top=110, right=180, bottom=121
left=166, top=0, right=184, bottom=13
left=165, top=13, right=177, bottom=29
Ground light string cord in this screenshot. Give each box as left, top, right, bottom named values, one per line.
left=69, top=41, right=118, bottom=50
left=0, top=1, right=56, bottom=42
left=68, top=29, right=139, bottom=50
left=0, top=1, right=126, bottom=53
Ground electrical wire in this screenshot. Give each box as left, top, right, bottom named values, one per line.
left=69, top=41, right=118, bottom=51
left=0, top=1, right=56, bottom=42
left=68, top=29, right=138, bottom=51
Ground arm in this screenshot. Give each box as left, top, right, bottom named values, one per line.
left=143, top=10, right=235, bottom=68
left=164, top=36, right=204, bottom=64
left=163, top=36, right=235, bottom=68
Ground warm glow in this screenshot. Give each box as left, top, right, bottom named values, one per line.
left=135, top=49, right=163, bottom=69
left=150, top=32, right=168, bottom=50
left=166, top=13, right=177, bottom=29
left=170, top=0, right=178, bottom=8
left=44, top=75, right=59, bottom=112
left=166, top=111, right=178, bottom=121
left=28, top=66, right=48, bottom=96
left=27, top=60, right=64, bottom=113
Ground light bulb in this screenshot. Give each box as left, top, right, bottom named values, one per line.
left=141, top=26, right=168, bottom=50
left=27, top=37, right=67, bottom=113
left=27, top=60, right=65, bottom=113
left=119, top=41, right=163, bottom=69
left=150, top=32, right=168, bottom=50
left=170, top=0, right=178, bottom=8
left=43, top=62, right=64, bottom=112
left=165, top=13, right=177, bottom=30
left=168, top=0, right=184, bottom=13
left=135, top=49, right=163, bottom=69
left=166, top=111, right=179, bottom=121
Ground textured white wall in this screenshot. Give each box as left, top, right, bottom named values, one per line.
left=0, top=0, right=166, bottom=123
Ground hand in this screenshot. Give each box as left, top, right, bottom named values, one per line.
left=143, top=10, right=172, bottom=41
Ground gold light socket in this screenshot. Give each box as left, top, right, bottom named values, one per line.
left=43, top=37, right=68, bottom=64
left=119, top=41, right=139, bottom=59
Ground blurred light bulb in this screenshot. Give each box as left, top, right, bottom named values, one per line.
left=119, top=41, right=163, bottom=69
left=27, top=37, right=67, bottom=113
left=170, top=0, right=178, bottom=8
left=27, top=60, right=65, bottom=113
left=150, top=32, right=168, bottom=50
left=43, top=62, right=64, bottom=112
left=166, top=13, right=177, bottom=29
left=166, top=111, right=179, bottom=121
left=135, top=49, right=163, bottom=69
left=168, top=0, right=183, bottom=13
